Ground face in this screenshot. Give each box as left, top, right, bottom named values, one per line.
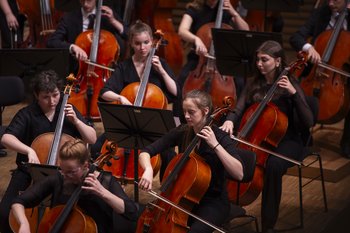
left=36, top=88, right=60, bottom=114
left=328, top=0, right=346, bottom=13
left=80, top=0, right=96, bottom=13
left=256, top=52, right=280, bottom=80
left=60, top=159, right=88, bottom=184
left=130, top=32, right=152, bottom=59
left=183, top=98, right=209, bottom=129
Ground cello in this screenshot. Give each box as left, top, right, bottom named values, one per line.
left=182, top=0, right=237, bottom=110
left=136, top=100, right=233, bottom=233
left=226, top=52, right=308, bottom=206
left=31, top=74, right=76, bottom=165
left=96, top=30, right=167, bottom=184
left=300, top=1, right=350, bottom=124
left=17, top=0, right=62, bottom=48
left=69, top=0, right=119, bottom=121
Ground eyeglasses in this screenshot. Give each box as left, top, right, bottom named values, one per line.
left=59, top=167, right=82, bottom=176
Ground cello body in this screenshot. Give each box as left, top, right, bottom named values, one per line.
left=17, top=0, right=62, bottom=47
left=136, top=152, right=211, bottom=233
left=301, top=29, right=350, bottom=124
left=227, top=103, right=288, bottom=205
left=183, top=21, right=237, bottom=109
left=69, top=29, right=119, bottom=120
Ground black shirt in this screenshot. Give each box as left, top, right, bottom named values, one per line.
left=5, top=98, right=87, bottom=165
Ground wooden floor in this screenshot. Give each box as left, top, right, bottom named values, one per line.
left=1, top=101, right=350, bottom=233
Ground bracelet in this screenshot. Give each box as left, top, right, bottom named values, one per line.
left=212, top=143, right=220, bottom=150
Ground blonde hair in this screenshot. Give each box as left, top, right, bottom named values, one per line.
left=59, top=139, right=90, bottom=165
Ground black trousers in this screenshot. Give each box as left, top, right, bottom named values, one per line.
left=261, top=138, right=304, bottom=231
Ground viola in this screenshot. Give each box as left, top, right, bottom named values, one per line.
left=182, top=0, right=237, bottom=110
left=17, top=0, right=62, bottom=48
left=136, top=99, right=233, bottom=233
left=68, top=0, right=119, bottom=121
left=300, top=1, right=350, bottom=124
left=226, top=52, right=308, bottom=206
left=95, top=30, right=166, bottom=183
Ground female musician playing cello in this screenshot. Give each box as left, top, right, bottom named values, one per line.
left=11, top=139, right=138, bottom=233
left=97, top=21, right=179, bottom=181
left=0, top=70, right=96, bottom=233
left=221, top=40, right=314, bottom=233
left=138, top=90, right=244, bottom=233
left=289, top=0, right=350, bottom=158
left=175, top=0, right=249, bottom=122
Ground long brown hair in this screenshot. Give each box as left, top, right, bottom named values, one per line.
left=247, top=40, right=288, bottom=103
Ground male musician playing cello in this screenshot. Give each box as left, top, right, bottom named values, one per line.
left=11, top=139, right=138, bottom=233
left=289, top=0, right=350, bottom=158
left=46, top=0, right=126, bottom=73
left=0, top=70, right=96, bottom=233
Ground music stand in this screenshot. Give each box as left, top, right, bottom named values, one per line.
left=212, top=28, right=283, bottom=78
left=98, top=102, right=176, bottom=201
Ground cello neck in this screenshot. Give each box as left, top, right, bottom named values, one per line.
left=322, top=2, right=349, bottom=63
left=134, top=31, right=164, bottom=106
left=47, top=75, right=76, bottom=165
left=123, top=0, right=135, bottom=26
left=89, top=0, right=103, bottom=63
left=207, top=0, right=224, bottom=64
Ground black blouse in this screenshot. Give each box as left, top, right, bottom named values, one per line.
left=141, top=124, right=243, bottom=198
left=4, top=98, right=87, bottom=165
left=12, top=169, right=138, bottom=233
left=100, top=57, right=179, bottom=104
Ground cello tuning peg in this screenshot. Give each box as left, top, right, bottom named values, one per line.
left=160, top=39, right=168, bottom=46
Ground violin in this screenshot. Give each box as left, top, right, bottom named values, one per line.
left=17, top=0, right=62, bottom=47
left=68, top=0, right=119, bottom=121
left=136, top=99, right=233, bottom=233
left=226, top=52, right=308, bottom=206
left=95, top=30, right=167, bottom=184
left=31, top=74, right=76, bottom=165
left=182, top=0, right=237, bottom=110
left=300, top=1, right=350, bottom=124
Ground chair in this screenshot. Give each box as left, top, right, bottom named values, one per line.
left=291, top=95, right=328, bottom=228
left=224, top=148, right=259, bottom=232
left=0, top=76, right=25, bottom=156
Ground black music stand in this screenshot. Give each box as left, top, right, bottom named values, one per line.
left=212, top=28, right=283, bottom=78
left=26, top=163, right=59, bottom=184
left=98, top=102, right=176, bottom=201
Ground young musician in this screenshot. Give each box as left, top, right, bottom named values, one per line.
left=221, top=40, right=314, bottom=233
left=138, top=90, right=244, bottom=233
left=0, top=70, right=96, bottom=233
left=289, top=0, right=350, bottom=158
left=11, top=139, right=138, bottom=233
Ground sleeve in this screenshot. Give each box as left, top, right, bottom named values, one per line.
left=289, top=9, right=319, bottom=51
left=141, top=126, right=183, bottom=157
left=46, top=13, right=73, bottom=49
left=99, top=62, right=125, bottom=97
left=12, top=174, right=59, bottom=208
left=4, top=107, right=30, bottom=141
left=290, top=78, right=314, bottom=128
left=108, top=176, right=138, bottom=221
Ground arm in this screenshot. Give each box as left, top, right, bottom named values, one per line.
left=11, top=204, right=31, bottom=233
left=0, top=0, right=18, bottom=29
left=223, top=0, right=249, bottom=31
left=101, top=5, right=124, bottom=35
left=197, top=126, right=243, bottom=180
left=152, top=56, right=178, bottom=96
left=65, top=104, right=97, bottom=144
left=178, top=13, right=207, bottom=56
left=1, top=134, right=39, bottom=163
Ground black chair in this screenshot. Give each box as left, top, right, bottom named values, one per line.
left=224, top=148, right=259, bottom=232
left=290, top=96, right=328, bottom=229
left=0, top=76, right=25, bottom=156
